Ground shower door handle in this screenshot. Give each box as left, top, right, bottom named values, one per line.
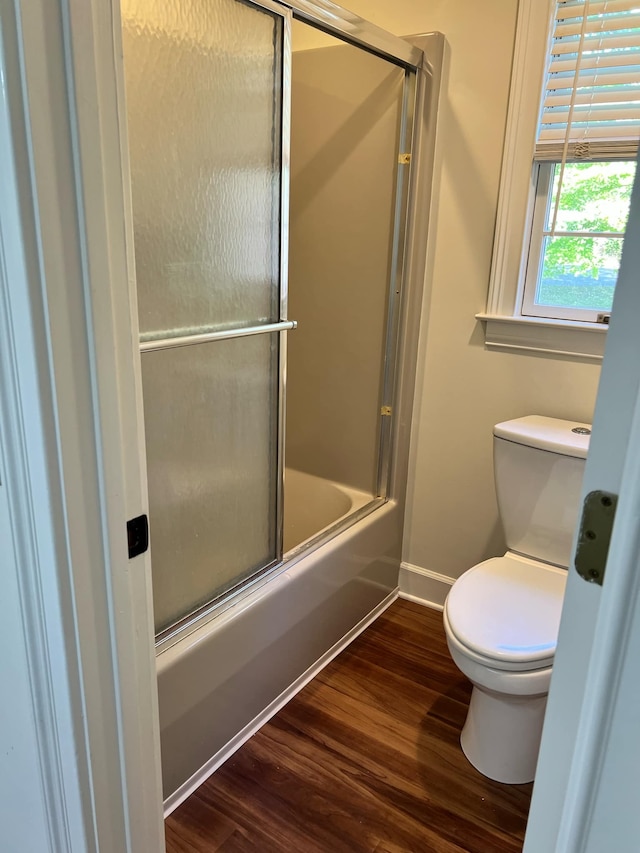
left=140, top=320, right=297, bottom=353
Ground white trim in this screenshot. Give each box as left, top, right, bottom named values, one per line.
left=163, top=590, right=399, bottom=817
left=398, top=562, right=454, bottom=611
left=477, top=313, right=607, bottom=360
left=0, top=11, right=89, bottom=845
left=63, top=1, right=166, bottom=848
left=0, top=0, right=164, bottom=849
left=486, top=0, right=555, bottom=317
left=482, top=0, right=623, bottom=358
left=0, top=486, right=61, bottom=852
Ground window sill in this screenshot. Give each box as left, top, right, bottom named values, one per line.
left=476, top=313, right=607, bottom=361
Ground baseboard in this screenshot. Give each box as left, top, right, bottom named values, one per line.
left=163, top=588, right=399, bottom=818
left=398, top=562, right=454, bottom=611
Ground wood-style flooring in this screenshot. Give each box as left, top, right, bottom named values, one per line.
left=165, top=599, right=532, bottom=853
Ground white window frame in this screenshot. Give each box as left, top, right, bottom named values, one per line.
left=478, top=0, right=608, bottom=360
left=521, top=159, right=627, bottom=324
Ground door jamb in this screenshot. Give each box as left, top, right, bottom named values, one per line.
left=0, top=1, right=164, bottom=849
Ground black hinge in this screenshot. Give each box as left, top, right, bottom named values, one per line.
left=127, top=514, right=149, bottom=559
left=575, top=490, right=617, bottom=585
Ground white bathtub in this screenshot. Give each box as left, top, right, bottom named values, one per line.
left=157, top=470, right=401, bottom=813
left=283, top=468, right=374, bottom=553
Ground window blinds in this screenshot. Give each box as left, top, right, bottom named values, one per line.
left=537, top=0, right=640, bottom=160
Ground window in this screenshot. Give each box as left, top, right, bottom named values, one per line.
left=481, top=0, right=640, bottom=358
left=522, top=0, right=640, bottom=323
left=523, top=159, right=636, bottom=322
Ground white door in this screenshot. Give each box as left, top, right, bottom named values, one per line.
left=524, top=157, right=640, bottom=851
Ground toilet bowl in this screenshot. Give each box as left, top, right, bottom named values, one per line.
left=443, top=415, right=590, bottom=785
left=443, top=552, right=565, bottom=784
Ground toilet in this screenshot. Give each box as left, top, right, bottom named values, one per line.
left=443, top=415, right=590, bottom=784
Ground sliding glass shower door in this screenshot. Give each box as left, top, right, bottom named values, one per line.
left=121, top=0, right=290, bottom=635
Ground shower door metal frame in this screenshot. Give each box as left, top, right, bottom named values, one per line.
left=281, top=44, right=420, bottom=563
left=152, top=0, right=425, bottom=651
left=143, top=0, right=294, bottom=647
left=375, top=68, right=419, bottom=500
left=285, top=0, right=422, bottom=67
left=280, top=7, right=423, bottom=506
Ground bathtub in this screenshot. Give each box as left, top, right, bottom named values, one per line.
left=157, top=468, right=402, bottom=813
left=283, top=468, right=374, bottom=553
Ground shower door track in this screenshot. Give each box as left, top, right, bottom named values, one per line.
left=284, top=0, right=422, bottom=68
left=155, top=495, right=387, bottom=653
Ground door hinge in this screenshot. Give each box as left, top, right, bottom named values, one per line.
left=398, top=153, right=411, bottom=164
left=381, top=406, right=392, bottom=416
left=127, top=514, right=149, bottom=559
left=575, top=490, right=618, bottom=585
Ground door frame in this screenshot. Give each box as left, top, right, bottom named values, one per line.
left=16, top=0, right=640, bottom=849
left=0, top=0, right=164, bottom=849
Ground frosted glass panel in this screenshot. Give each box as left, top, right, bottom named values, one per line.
left=122, top=0, right=282, bottom=338
left=142, top=335, right=279, bottom=633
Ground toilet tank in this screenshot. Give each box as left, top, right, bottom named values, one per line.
left=494, top=416, right=590, bottom=568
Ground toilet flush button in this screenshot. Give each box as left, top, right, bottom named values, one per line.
left=572, top=426, right=591, bottom=435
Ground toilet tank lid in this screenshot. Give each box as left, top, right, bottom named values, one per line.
left=494, top=415, right=591, bottom=459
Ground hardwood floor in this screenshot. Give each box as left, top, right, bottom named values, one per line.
left=165, top=599, right=532, bottom=852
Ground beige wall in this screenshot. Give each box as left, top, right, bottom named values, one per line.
left=342, top=0, right=602, bottom=578
left=287, top=33, right=405, bottom=493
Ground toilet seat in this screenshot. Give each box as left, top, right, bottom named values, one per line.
left=445, top=554, right=566, bottom=672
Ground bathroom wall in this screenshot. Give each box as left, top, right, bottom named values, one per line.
left=287, top=33, right=405, bottom=494
left=328, top=1, right=602, bottom=582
